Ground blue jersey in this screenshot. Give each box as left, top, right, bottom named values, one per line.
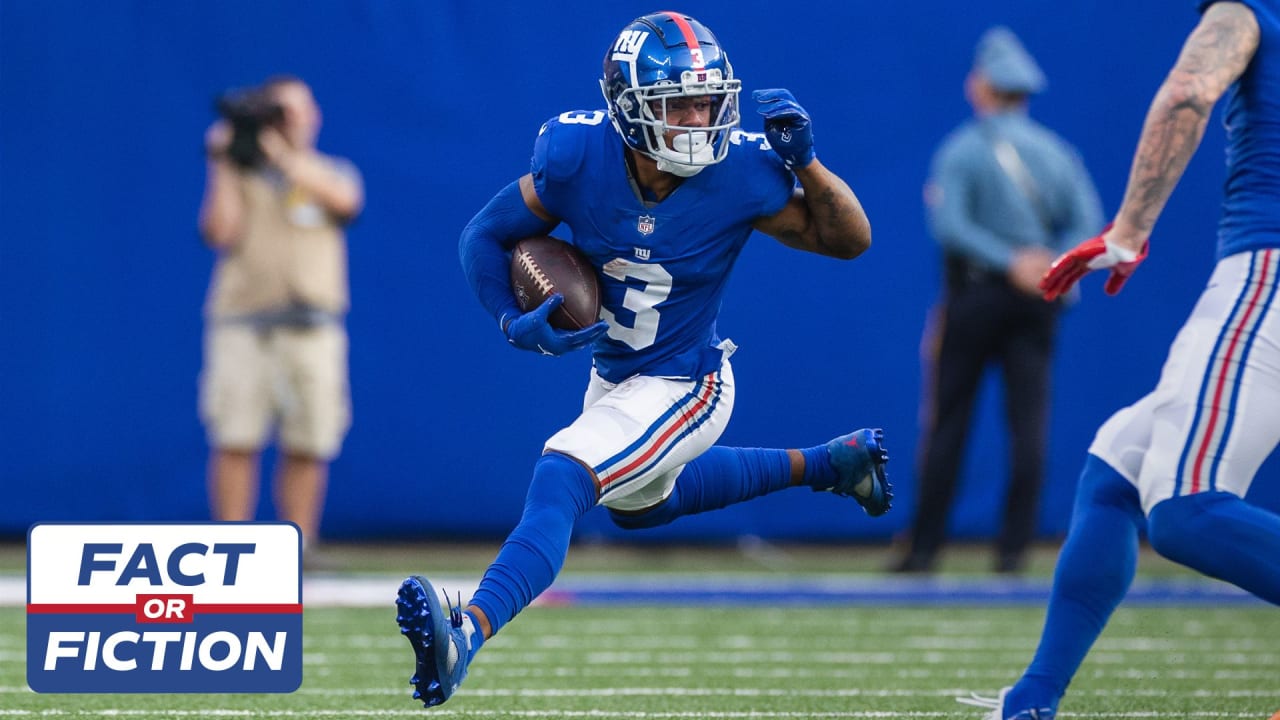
left=530, top=110, right=794, bottom=383
left=1202, top=0, right=1280, bottom=258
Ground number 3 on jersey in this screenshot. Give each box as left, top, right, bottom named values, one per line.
left=601, top=259, right=671, bottom=350
left=557, top=110, right=606, bottom=126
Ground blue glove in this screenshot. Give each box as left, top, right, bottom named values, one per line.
left=752, top=88, right=815, bottom=170
left=503, top=294, right=609, bottom=356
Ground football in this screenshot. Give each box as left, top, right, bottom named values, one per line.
left=509, top=236, right=601, bottom=330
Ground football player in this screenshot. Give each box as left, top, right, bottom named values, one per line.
left=962, top=2, right=1280, bottom=718
left=396, top=11, right=890, bottom=707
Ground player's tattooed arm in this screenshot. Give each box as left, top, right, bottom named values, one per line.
left=1112, top=1, right=1258, bottom=244
left=754, top=158, right=872, bottom=260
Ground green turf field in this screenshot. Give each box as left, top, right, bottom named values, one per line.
left=3, top=550, right=1279, bottom=719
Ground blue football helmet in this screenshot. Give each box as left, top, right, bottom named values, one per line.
left=600, top=12, right=741, bottom=177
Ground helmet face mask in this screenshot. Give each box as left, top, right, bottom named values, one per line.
left=600, top=12, right=741, bottom=176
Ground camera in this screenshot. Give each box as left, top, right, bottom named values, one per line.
left=214, top=86, right=285, bottom=168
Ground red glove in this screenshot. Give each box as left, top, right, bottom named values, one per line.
left=1040, top=225, right=1149, bottom=302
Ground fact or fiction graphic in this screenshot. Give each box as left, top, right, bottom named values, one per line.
left=27, top=523, right=302, bottom=693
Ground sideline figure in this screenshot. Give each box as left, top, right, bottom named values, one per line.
left=963, top=3, right=1280, bottom=718
left=894, top=27, right=1102, bottom=575
left=396, top=11, right=891, bottom=708
left=198, top=76, right=363, bottom=553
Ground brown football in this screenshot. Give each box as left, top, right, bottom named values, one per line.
left=510, top=236, right=601, bottom=330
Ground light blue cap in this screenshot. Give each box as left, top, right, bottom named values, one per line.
left=974, top=26, right=1046, bottom=94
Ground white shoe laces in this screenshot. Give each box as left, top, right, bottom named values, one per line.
left=955, top=688, right=1053, bottom=720
left=955, top=688, right=1006, bottom=719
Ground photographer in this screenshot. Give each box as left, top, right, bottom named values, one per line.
left=197, top=75, right=363, bottom=556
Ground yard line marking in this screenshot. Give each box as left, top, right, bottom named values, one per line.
left=0, top=679, right=1228, bottom=698
left=272, top=686, right=1280, bottom=699
left=0, top=574, right=1262, bottom=608
left=0, top=707, right=957, bottom=712
left=0, top=710, right=1273, bottom=718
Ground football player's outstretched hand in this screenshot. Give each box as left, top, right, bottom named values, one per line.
left=753, top=88, right=815, bottom=170
left=504, top=294, right=608, bottom=356
left=1041, top=224, right=1149, bottom=302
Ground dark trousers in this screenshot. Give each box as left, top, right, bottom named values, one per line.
left=906, top=270, right=1059, bottom=565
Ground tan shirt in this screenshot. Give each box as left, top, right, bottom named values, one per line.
left=205, top=162, right=351, bottom=318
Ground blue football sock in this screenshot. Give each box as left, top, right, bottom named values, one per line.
left=468, top=452, right=597, bottom=636
left=1148, top=492, right=1280, bottom=605
left=1008, top=454, right=1144, bottom=712
left=800, top=444, right=836, bottom=490
left=609, top=446, right=793, bottom=530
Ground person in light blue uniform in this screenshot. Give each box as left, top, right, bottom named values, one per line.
left=963, top=3, right=1280, bottom=719
left=393, top=11, right=892, bottom=708
left=893, top=27, right=1103, bottom=574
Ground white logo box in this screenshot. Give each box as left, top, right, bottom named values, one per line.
left=28, top=523, right=301, bottom=605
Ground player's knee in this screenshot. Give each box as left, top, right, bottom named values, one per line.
left=608, top=501, right=678, bottom=530
left=1147, top=494, right=1220, bottom=564
left=527, top=452, right=598, bottom=516
left=1074, top=455, right=1143, bottom=516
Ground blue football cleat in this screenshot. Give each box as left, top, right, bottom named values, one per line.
left=826, top=427, right=892, bottom=517
left=396, top=575, right=475, bottom=708
left=957, top=688, right=1056, bottom=720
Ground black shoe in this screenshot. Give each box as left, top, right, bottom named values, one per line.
left=888, top=553, right=935, bottom=574
left=994, top=554, right=1025, bottom=575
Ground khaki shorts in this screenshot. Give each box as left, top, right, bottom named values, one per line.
left=199, top=322, right=350, bottom=460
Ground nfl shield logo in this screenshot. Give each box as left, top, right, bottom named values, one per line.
left=637, top=214, right=655, bottom=235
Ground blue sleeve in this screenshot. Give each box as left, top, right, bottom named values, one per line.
left=926, top=136, right=1018, bottom=270
left=759, top=152, right=796, bottom=219
left=1199, top=0, right=1237, bottom=11
left=1199, top=0, right=1271, bottom=17
left=530, top=113, right=592, bottom=220
left=458, top=181, right=556, bottom=331
left=730, top=131, right=796, bottom=220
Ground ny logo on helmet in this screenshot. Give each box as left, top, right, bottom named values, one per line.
left=612, top=30, right=649, bottom=58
